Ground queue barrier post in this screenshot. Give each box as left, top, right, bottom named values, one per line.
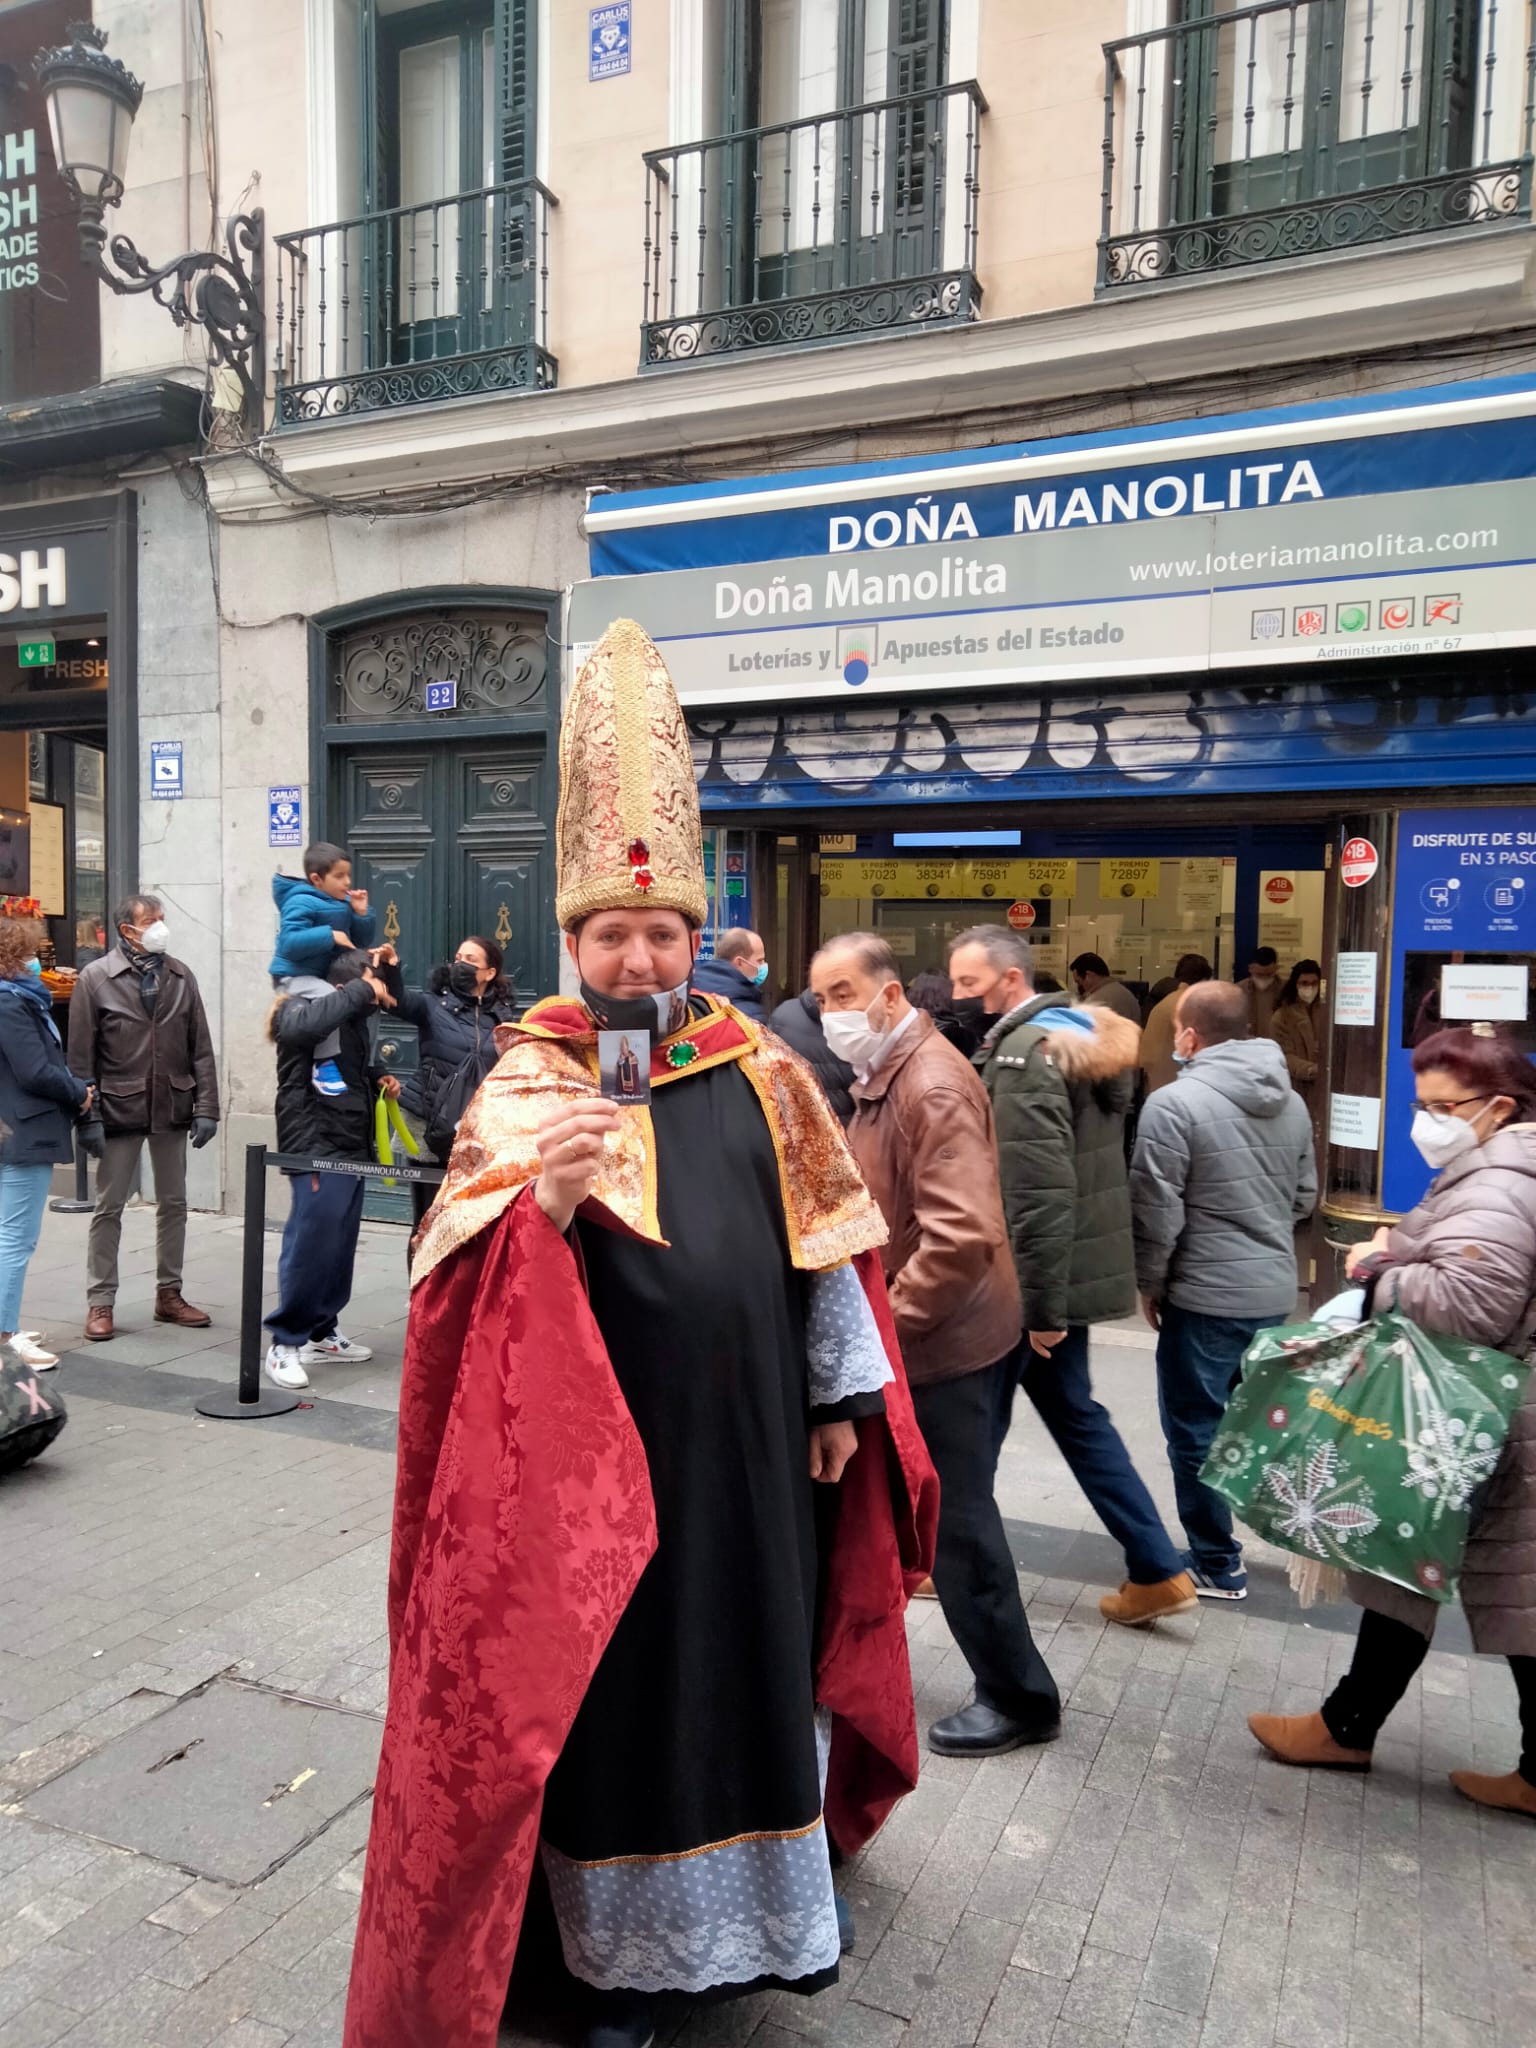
left=48, top=1129, right=95, bottom=1215
left=195, top=1144, right=445, bottom=1423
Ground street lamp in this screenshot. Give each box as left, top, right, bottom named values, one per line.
left=33, top=22, right=266, bottom=434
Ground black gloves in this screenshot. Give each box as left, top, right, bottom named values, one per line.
left=191, top=1117, right=218, bottom=1150
left=78, top=1118, right=105, bottom=1160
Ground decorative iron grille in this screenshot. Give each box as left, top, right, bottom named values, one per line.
left=1098, top=0, right=1534, bottom=289
left=332, top=611, right=548, bottom=723
left=641, top=80, right=985, bottom=365
left=274, top=181, right=557, bottom=423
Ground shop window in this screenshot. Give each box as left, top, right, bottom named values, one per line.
left=1401, top=951, right=1536, bottom=1052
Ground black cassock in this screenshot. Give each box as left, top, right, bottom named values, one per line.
left=539, top=1053, right=878, bottom=1998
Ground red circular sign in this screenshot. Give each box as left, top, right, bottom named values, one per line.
left=1007, top=900, right=1037, bottom=930
left=1341, top=837, right=1380, bottom=889
left=1264, top=875, right=1295, bottom=906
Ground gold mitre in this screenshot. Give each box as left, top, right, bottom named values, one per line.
left=555, top=618, right=707, bottom=931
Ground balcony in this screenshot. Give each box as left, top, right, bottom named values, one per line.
left=641, top=80, right=985, bottom=366
left=1099, top=0, right=1534, bottom=289
left=273, top=181, right=556, bottom=424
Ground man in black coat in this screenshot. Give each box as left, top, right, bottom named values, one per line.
left=770, top=985, right=856, bottom=1126
left=690, top=928, right=770, bottom=1023
left=263, top=948, right=401, bottom=1391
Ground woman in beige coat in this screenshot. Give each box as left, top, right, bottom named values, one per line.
left=1268, top=958, right=1323, bottom=1123
left=1250, top=1027, right=1536, bottom=1816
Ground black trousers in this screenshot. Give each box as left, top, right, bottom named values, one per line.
left=910, top=1354, right=1060, bottom=1728
left=1322, top=1608, right=1536, bottom=1784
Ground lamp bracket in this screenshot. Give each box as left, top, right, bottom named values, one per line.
left=84, top=207, right=266, bottom=435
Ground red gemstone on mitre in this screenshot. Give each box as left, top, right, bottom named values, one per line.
left=628, top=837, right=650, bottom=865
left=632, top=866, right=655, bottom=891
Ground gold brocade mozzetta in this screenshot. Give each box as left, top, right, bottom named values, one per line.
left=410, top=997, right=887, bottom=1288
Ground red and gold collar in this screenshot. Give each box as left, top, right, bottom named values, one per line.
left=515, top=992, right=753, bottom=1085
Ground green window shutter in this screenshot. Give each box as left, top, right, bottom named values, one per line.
left=359, top=0, right=393, bottom=215
left=888, top=0, right=946, bottom=99
left=494, top=0, right=536, bottom=187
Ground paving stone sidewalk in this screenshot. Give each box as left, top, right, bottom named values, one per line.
left=1, top=1209, right=1532, bottom=2048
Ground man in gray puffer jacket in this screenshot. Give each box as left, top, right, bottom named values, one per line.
left=1131, top=979, right=1316, bottom=1598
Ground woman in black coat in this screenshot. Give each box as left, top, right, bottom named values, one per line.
left=0, top=920, right=91, bottom=1368
left=395, top=936, right=519, bottom=1225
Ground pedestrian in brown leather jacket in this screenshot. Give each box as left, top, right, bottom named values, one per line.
left=68, top=893, right=218, bottom=1341
left=1250, top=1028, right=1536, bottom=1819
left=811, top=932, right=1059, bottom=1765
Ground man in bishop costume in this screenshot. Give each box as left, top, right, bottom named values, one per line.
left=344, top=620, right=938, bottom=2048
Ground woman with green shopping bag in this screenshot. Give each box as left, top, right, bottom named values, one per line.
left=1251, top=1027, right=1536, bottom=1817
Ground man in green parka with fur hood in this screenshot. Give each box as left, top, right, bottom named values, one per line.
left=948, top=927, right=1195, bottom=1629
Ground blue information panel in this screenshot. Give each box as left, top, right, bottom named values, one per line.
left=269, top=786, right=302, bottom=847
left=590, top=4, right=631, bottom=79
left=1384, top=807, right=1536, bottom=1212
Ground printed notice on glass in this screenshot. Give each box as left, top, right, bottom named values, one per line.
left=1329, top=1093, right=1382, bottom=1151
left=1334, top=951, right=1378, bottom=1026
left=1441, top=961, right=1529, bottom=1022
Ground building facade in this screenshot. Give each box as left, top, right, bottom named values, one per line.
left=2, top=0, right=1532, bottom=1223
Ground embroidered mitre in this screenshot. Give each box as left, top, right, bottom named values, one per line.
left=556, top=618, right=707, bottom=931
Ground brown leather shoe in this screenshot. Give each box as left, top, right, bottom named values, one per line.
left=1100, top=1573, right=1199, bottom=1628
left=1248, top=1710, right=1371, bottom=1771
left=84, top=1305, right=114, bottom=1342
left=913, top=1577, right=938, bottom=1600
left=154, top=1290, right=211, bottom=1329
left=1449, top=1767, right=1536, bottom=1818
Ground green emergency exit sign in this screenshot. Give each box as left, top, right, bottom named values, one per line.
left=18, top=639, right=55, bottom=667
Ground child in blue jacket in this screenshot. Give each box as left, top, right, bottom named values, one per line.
left=269, top=841, right=378, bottom=984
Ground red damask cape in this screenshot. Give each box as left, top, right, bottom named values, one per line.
left=342, top=1195, right=938, bottom=2048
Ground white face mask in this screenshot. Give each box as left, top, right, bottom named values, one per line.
left=1410, top=1108, right=1484, bottom=1172
left=1251, top=970, right=1276, bottom=988
left=822, top=998, right=890, bottom=1072
left=1297, top=985, right=1320, bottom=1005
left=139, top=920, right=170, bottom=954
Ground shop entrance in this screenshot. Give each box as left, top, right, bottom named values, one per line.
left=0, top=638, right=111, bottom=977
left=756, top=816, right=1331, bottom=1009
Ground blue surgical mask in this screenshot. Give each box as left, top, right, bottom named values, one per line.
left=21, top=958, right=41, bottom=980
left=752, top=961, right=769, bottom=987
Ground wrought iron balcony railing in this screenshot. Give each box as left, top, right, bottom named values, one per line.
left=273, top=180, right=556, bottom=423
left=1099, top=0, right=1535, bottom=289
left=642, top=80, right=985, bottom=366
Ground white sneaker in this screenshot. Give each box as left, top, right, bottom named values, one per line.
left=264, top=1344, right=310, bottom=1390
left=300, top=1331, right=373, bottom=1364
left=8, top=1333, right=58, bottom=1370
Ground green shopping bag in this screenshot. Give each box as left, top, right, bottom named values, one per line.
left=373, top=1088, right=420, bottom=1188
left=1201, top=1311, right=1530, bottom=1602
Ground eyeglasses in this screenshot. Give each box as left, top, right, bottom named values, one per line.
left=1410, top=1096, right=1487, bottom=1121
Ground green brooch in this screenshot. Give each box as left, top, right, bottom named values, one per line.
left=666, top=1040, right=699, bottom=1069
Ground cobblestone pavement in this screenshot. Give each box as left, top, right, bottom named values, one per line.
left=2, top=1207, right=1532, bottom=2048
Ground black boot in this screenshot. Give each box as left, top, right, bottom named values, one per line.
left=928, top=1699, right=1061, bottom=1757
left=584, top=1988, right=656, bottom=2048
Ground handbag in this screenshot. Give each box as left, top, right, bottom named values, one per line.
left=0, top=1345, right=67, bottom=1474
left=1201, top=1310, right=1530, bottom=1602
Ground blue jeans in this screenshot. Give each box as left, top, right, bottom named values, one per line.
left=1156, top=1304, right=1284, bottom=1575
left=1019, top=1326, right=1184, bottom=1584
left=264, top=1172, right=365, bottom=1349
left=0, top=1164, right=55, bottom=1334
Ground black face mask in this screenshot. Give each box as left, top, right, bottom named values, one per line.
left=449, top=960, right=482, bottom=999
left=952, top=994, right=1001, bottom=1034
left=580, top=978, right=690, bottom=1036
